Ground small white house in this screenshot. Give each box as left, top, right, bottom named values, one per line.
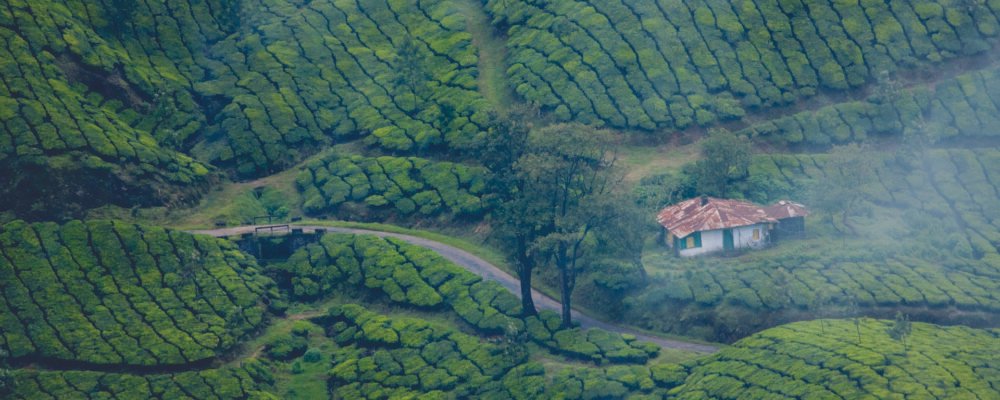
left=656, top=197, right=808, bottom=257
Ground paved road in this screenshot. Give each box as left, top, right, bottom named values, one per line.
left=189, top=225, right=719, bottom=353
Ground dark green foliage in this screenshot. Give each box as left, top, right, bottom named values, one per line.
left=688, top=129, right=752, bottom=197
left=296, top=154, right=488, bottom=218
left=487, top=0, right=1000, bottom=131
left=9, top=364, right=276, bottom=399
left=0, top=220, right=273, bottom=365
left=671, top=320, right=1000, bottom=399
left=264, top=335, right=307, bottom=361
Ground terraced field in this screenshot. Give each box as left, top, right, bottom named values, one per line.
left=487, top=0, right=1000, bottom=130
left=296, top=154, right=488, bottom=217
left=0, top=220, right=273, bottom=366
left=671, top=319, right=1000, bottom=399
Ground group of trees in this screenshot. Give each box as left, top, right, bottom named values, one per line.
left=479, top=115, right=642, bottom=328
left=488, top=0, right=1000, bottom=131
left=0, top=220, right=274, bottom=365
left=296, top=154, right=488, bottom=218
left=671, top=319, right=1000, bottom=399
left=739, top=65, right=1000, bottom=147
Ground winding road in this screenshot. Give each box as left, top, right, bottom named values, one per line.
left=189, top=225, right=719, bottom=353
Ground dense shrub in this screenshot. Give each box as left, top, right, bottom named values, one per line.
left=0, top=220, right=274, bottom=365
left=296, top=154, right=488, bottom=217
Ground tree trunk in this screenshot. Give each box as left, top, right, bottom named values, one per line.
left=516, top=238, right=537, bottom=316
left=559, top=264, right=573, bottom=328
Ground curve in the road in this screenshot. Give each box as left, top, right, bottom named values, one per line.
left=189, top=225, right=719, bottom=353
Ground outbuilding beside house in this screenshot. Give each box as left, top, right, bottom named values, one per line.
left=656, top=197, right=808, bottom=257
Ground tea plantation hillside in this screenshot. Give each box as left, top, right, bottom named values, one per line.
left=486, top=0, right=1000, bottom=130
left=0, top=220, right=274, bottom=366
left=627, top=148, right=1000, bottom=341
left=1, top=0, right=488, bottom=217
left=670, top=319, right=1000, bottom=399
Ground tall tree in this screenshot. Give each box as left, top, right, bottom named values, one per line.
left=393, top=37, right=430, bottom=113
left=515, top=124, right=625, bottom=327
left=479, top=108, right=538, bottom=316
left=689, top=128, right=752, bottom=197
left=107, top=0, right=138, bottom=35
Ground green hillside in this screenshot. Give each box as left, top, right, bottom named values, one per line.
left=4, top=0, right=1000, bottom=398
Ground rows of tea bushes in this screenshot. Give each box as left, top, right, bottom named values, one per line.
left=272, top=233, right=658, bottom=363
left=486, top=0, right=1000, bottom=130
left=324, top=304, right=682, bottom=399
left=739, top=64, right=1000, bottom=146
left=9, top=363, right=276, bottom=400
left=296, top=154, right=488, bottom=217
left=628, top=149, right=1000, bottom=341
left=0, top=220, right=273, bottom=366
left=194, top=0, right=488, bottom=174
left=670, top=319, right=1000, bottom=399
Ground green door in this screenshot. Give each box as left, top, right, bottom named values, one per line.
left=723, top=229, right=734, bottom=250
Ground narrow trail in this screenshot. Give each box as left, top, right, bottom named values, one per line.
left=457, top=0, right=516, bottom=114
left=190, top=225, right=720, bottom=354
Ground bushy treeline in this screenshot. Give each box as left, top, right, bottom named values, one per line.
left=486, top=0, right=1000, bottom=130
left=324, top=304, right=685, bottom=399
left=627, top=149, right=1000, bottom=341
left=9, top=363, right=277, bottom=400
left=0, top=220, right=274, bottom=366
left=271, top=233, right=657, bottom=364
left=739, top=64, right=1000, bottom=146
left=670, top=319, right=1000, bottom=399
left=296, top=154, right=488, bottom=218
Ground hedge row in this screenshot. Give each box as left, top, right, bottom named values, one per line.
left=324, top=304, right=681, bottom=399
left=487, top=0, right=1000, bottom=130
left=739, top=64, right=1000, bottom=146
left=628, top=149, right=1000, bottom=341
left=296, top=154, right=488, bottom=217
left=194, top=0, right=488, bottom=175
left=0, top=220, right=273, bottom=366
left=272, top=233, right=657, bottom=363
left=671, top=319, right=1000, bottom=399
left=9, top=363, right=276, bottom=400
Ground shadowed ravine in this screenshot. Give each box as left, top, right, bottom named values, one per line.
left=189, top=224, right=720, bottom=354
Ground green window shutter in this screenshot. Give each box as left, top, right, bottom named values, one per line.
left=694, top=232, right=702, bottom=248
left=678, top=236, right=686, bottom=249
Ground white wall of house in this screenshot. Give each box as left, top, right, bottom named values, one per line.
left=678, top=229, right=723, bottom=257
left=678, top=223, right=769, bottom=257
left=733, top=223, right=769, bottom=249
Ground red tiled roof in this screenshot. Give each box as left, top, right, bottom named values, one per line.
left=657, top=197, right=776, bottom=239
left=763, top=200, right=810, bottom=220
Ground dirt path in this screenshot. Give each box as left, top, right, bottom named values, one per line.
left=190, top=225, right=719, bottom=353
left=457, top=0, right=516, bottom=114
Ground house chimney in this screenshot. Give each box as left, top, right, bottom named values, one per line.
left=700, top=195, right=708, bottom=206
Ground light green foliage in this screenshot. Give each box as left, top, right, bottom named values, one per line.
left=9, top=363, right=276, bottom=399
left=296, top=154, right=488, bottom=217
left=0, top=220, right=273, bottom=365
left=671, top=320, right=1000, bottom=399
left=739, top=65, right=1000, bottom=146
left=488, top=0, right=1000, bottom=130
